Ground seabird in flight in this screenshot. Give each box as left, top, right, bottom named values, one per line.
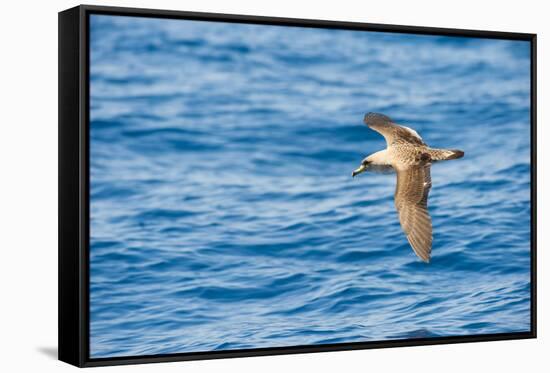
left=352, top=112, right=464, bottom=262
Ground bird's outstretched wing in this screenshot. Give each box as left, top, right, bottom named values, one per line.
left=394, top=162, right=433, bottom=262
left=364, top=112, right=426, bottom=146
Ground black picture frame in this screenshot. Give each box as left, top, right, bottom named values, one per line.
left=59, top=4, right=537, bottom=367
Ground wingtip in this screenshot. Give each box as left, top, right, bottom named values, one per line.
left=413, top=249, right=431, bottom=263
left=406, top=234, right=432, bottom=263
left=415, top=253, right=431, bottom=263
left=363, top=112, right=392, bottom=126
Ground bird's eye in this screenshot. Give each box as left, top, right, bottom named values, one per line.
left=362, top=160, right=371, bottom=166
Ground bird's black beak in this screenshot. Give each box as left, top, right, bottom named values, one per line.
left=352, top=164, right=367, bottom=177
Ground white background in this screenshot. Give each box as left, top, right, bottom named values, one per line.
left=0, top=0, right=546, bottom=371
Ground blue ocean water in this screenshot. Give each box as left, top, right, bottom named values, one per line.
left=89, top=15, right=532, bottom=358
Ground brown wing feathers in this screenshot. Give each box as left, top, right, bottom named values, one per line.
left=394, top=162, right=433, bottom=262
left=363, top=112, right=426, bottom=146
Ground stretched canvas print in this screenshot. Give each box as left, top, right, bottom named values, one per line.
left=59, top=5, right=536, bottom=367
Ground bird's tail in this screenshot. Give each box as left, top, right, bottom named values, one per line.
left=427, top=148, right=464, bottom=161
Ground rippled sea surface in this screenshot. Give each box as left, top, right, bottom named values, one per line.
left=89, top=15, right=532, bottom=358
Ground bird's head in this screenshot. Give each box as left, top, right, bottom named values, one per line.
left=352, top=158, right=372, bottom=177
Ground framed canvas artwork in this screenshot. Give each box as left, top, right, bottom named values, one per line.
left=59, top=4, right=536, bottom=367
